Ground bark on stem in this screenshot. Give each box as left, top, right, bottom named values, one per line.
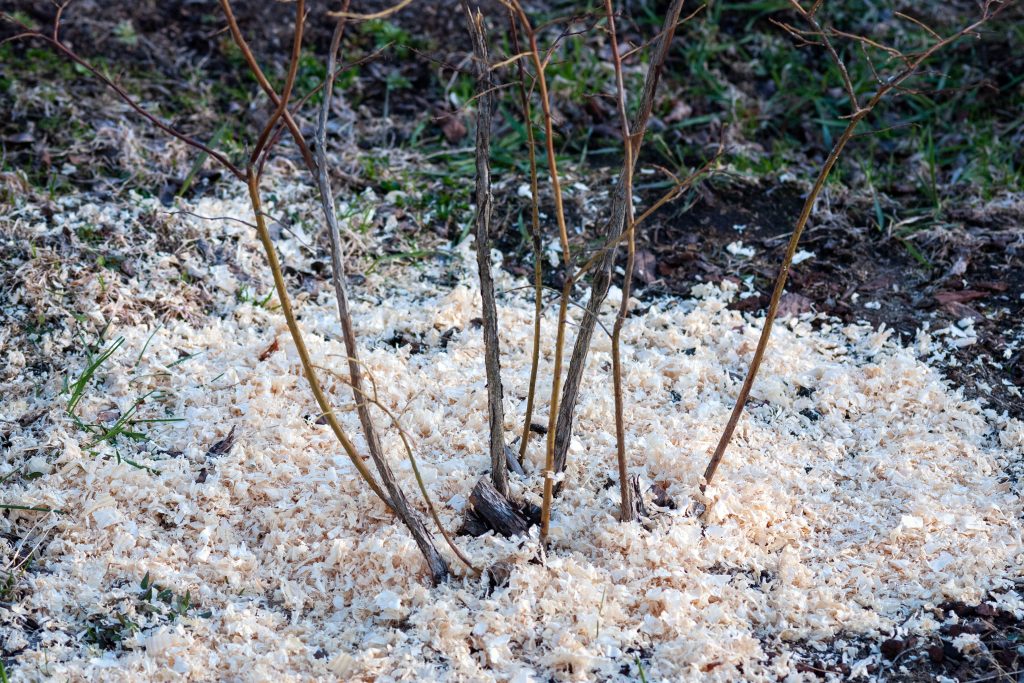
left=315, top=8, right=390, bottom=503
left=313, top=13, right=449, bottom=583
left=463, top=2, right=509, bottom=497
left=604, top=0, right=639, bottom=522
left=552, top=0, right=686, bottom=476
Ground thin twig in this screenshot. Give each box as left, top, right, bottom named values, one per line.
left=701, top=0, right=1012, bottom=490
left=251, top=0, right=307, bottom=169
left=218, top=0, right=317, bottom=174
left=603, top=0, right=638, bottom=523
left=785, top=1, right=864, bottom=112
left=329, top=0, right=415, bottom=20
left=509, top=11, right=544, bottom=467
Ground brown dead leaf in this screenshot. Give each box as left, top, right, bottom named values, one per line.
left=934, top=290, right=988, bottom=306
left=777, top=292, right=814, bottom=318
left=941, top=301, right=985, bottom=323
left=650, top=482, right=676, bottom=510
left=258, top=338, right=279, bottom=361
left=439, top=113, right=467, bottom=144
left=206, top=426, right=237, bottom=457
left=17, top=409, right=46, bottom=428
left=664, top=99, right=693, bottom=124
left=96, top=409, right=121, bottom=423
left=632, top=249, right=658, bottom=285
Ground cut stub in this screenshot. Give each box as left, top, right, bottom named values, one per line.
left=458, top=476, right=532, bottom=538
left=484, top=560, right=513, bottom=595
left=504, top=443, right=525, bottom=477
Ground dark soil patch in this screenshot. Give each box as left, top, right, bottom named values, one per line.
left=627, top=177, right=1024, bottom=420
left=781, top=593, right=1024, bottom=682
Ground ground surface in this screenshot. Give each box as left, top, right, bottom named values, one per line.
left=1, top=1, right=1023, bottom=681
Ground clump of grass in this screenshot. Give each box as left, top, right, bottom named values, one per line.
left=59, top=330, right=182, bottom=474
left=83, top=571, right=210, bottom=651
left=63, top=335, right=124, bottom=416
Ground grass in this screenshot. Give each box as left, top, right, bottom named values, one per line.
left=1, top=0, right=1018, bottom=211
left=635, top=655, right=649, bottom=682
left=64, top=335, right=125, bottom=416
left=84, top=572, right=211, bottom=651
left=60, top=329, right=183, bottom=474
left=634, top=0, right=1024, bottom=203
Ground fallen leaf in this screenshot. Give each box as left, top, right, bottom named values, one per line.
left=664, top=100, right=693, bottom=124
left=650, top=482, right=676, bottom=509
left=439, top=113, right=466, bottom=144
left=206, top=426, right=237, bottom=457
left=17, top=409, right=46, bottom=428
left=96, top=409, right=121, bottom=423
left=258, top=338, right=279, bottom=361
left=941, top=301, right=985, bottom=323
left=880, top=638, right=905, bottom=660
left=777, top=292, right=814, bottom=318
left=934, top=290, right=988, bottom=305
left=632, top=249, right=658, bottom=285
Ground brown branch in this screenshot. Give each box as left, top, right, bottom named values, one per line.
left=314, top=5, right=448, bottom=584
left=329, top=0, right=415, bottom=20
left=463, top=1, right=509, bottom=497
left=620, top=4, right=707, bottom=60
left=551, top=0, right=687, bottom=478
left=218, top=0, right=316, bottom=174
left=250, top=0, right=307, bottom=168
left=604, top=0, right=639, bottom=523
left=894, top=11, right=942, bottom=41
left=256, top=42, right=392, bottom=178
left=509, top=11, right=544, bottom=467
left=572, top=145, right=723, bottom=280
left=52, top=1, right=69, bottom=42
left=785, top=1, right=863, bottom=112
